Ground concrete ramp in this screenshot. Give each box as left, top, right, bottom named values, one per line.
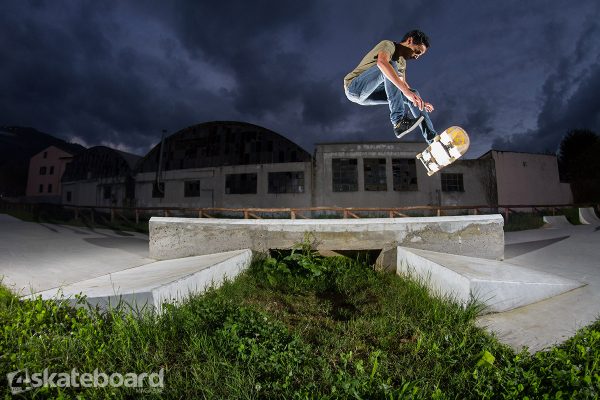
left=542, top=215, right=573, bottom=228
left=579, top=207, right=600, bottom=225
left=26, top=249, right=252, bottom=312
left=396, top=247, right=584, bottom=313
left=149, top=215, right=504, bottom=261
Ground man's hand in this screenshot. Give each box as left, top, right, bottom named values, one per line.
left=424, top=102, right=434, bottom=113
left=405, top=91, right=424, bottom=111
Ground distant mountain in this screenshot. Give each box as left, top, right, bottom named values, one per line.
left=0, top=126, right=86, bottom=197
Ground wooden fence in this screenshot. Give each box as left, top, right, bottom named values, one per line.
left=1, top=200, right=596, bottom=224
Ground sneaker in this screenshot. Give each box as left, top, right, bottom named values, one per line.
left=394, top=115, right=425, bottom=139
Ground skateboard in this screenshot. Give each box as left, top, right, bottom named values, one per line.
left=416, top=126, right=470, bottom=176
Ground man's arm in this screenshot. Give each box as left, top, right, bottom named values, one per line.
left=401, top=66, right=434, bottom=112
left=376, top=51, right=424, bottom=111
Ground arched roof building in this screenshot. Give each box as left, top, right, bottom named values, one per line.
left=61, top=146, right=141, bottom=208
left=62, top=146, right=141, bottom=182
left=137, top=121, right=311, bottom=173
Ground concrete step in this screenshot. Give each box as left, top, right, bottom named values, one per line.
left=396, top=247, right=584, bottom=313
left=150, top=215, right=505, bottom=261
left=542, top=215, right=573, bottom=228
left=26, top=249, right=252, bottom=312
left=579, top=207, right=600, bottom=225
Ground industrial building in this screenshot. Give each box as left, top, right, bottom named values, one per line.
left=23, top=121, right=571, bottom=211
left=134, top=121, right=312, bottom=209
left=61, top=146, right=141, bottom=207
left=312, top=141, right=495, bottom=210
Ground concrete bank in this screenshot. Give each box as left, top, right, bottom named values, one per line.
left=28, top=249, right=252, bottom=312
left=396, top=247, right=584, bottom=313
left=149, top=215, right=504, bottom=261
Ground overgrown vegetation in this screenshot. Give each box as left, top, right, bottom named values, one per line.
left=504, top=207, right=582, bottom=231
left=1, top=241, right=599, bottom=398
left=558, top=129, right=600, bottom=203
left=504, top=211, right=545, bottom=232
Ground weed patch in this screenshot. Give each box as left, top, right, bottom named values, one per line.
left=1, top=241, right=599, bottom=398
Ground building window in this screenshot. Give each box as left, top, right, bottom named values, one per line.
left=268, top=172, right=304, bottom=194
left=152, top=182, right=165, bottom=198
left=441, top=173, right=464, bottom=192
left=226, top=173, right=257, bottom=194
left=363, top=158, right=387, bottom=191
left=332, top=158, right=358, bottom=192
left=39, top=166, right=47, bottom=175
left=38, top=184, right=43, bottom=193
left=392, top=158, right=418, bottom=191
left=103, top=185, right=112, bottom=200
left=49, top=166, right=54, bottom=175
left=48, top=184, right=53, bottom=193
left=184, top=180, right=201, bottom=197
left=43, top=151, right=48, bottom=159
left=66, top=191, right=72, bottom=202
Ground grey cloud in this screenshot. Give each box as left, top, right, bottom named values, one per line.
left=492, top=14, right=600, bottom=154
left=1, top=0, right=599, bottom=158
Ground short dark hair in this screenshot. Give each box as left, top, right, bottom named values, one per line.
left=402, top=30, right=430, bottom=48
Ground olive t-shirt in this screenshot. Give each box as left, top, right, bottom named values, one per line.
left=344, top=40, right=406, bottom=89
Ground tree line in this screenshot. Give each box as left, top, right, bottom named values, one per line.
left=558, top=129, right=600, bottom=203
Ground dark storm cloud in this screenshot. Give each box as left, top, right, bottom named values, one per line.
left=1, top=0, right=599, bottom=157
left=137, top=1, right=323, bottom=117
left=0, top=1, right=193, bottom=152
left=0, top=0, right=354, bottom=154
left=492, top=15, right=600, bottom=153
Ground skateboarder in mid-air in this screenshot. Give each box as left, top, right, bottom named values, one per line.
left=344, top=30, right=470, bottom=176
left=344, top=30, right=436, bottom=142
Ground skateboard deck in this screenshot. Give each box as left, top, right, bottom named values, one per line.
left=416, top=126, right=469, bottom=176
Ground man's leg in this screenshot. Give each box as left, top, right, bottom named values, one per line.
left=382, top=74, right=408, bottom=127
left=406, top=88, right=437, bottom=143
left=346, top=64, right=421, bottom=136
left=346, top=65, right=392, bottom=106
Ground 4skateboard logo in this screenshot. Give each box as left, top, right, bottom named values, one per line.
left=6, top=369, right=33, bottom=395
left=6, top=368, right=165, bottom=394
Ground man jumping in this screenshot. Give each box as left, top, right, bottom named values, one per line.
left=344, top=30, right=437, bottom=142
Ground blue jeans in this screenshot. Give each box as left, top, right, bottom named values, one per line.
left=345, top=63, right=437, bottom=143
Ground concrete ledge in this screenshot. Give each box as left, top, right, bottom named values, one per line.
left=542, top=215, right=573, bottom=228
left=27, top=249, right=252, bottom=312
left=149, top=215, right=505, bottom=261
left=579, top=207, right=600, bottom=225
left=396, top=247, right=584, bottom=313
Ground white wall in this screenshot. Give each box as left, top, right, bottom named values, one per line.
left=62, top=178, right=128, bottom=208
left=135, top=162, right=312, bottom=209
left=313, top=142, right=480, bottom=208
left=492, top=151, right=572, bottom=205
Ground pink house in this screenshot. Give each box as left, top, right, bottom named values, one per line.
left=26, top=144, right=83, bottom=203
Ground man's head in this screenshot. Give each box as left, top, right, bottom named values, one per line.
left=400, top=30, right=430, bottom=60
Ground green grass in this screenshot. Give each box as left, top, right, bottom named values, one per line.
left=504, top=207, right=584, bottom=231
left=504, top=212, right=545, bottom=232
left=1, top=243, right=600, bottom=398
left=561, top=207, right=581, bottom=225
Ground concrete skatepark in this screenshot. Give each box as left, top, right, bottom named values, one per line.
left=1, top=208, right=599, bottom=352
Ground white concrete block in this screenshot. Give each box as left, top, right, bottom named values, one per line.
left=149, top=215, right=505, bottom=261
left=396, top=247, right=584, bottom=313
left=26, top=249, right=252, bottom=312
left=579, top=207, right=600, bottom=225
left=542, top=215, right=573, bottom=228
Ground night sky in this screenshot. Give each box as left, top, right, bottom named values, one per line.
left=1, top=0, right=599, bottom=158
